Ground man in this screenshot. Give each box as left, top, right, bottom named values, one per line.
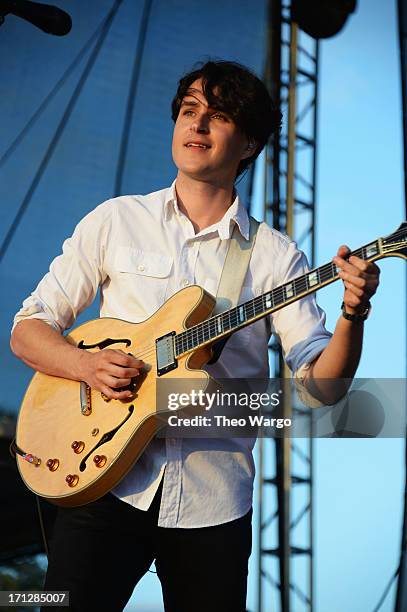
left=11, top=60, right=380, bottom=611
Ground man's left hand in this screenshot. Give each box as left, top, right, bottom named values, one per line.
left=333, top=245, right=380, bottom=314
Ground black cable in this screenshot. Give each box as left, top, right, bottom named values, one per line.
left=0, top=0, right=124, bottom=263
left=371, top=565, right=400, bottom=612
left=114, top=0, right=153, bottom=196
left=0, top=4, right=121, bottom=170
left=35, top=496, right=50, bottom=559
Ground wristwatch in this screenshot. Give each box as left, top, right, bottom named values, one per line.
left=341, top=301, right=371, bottom=322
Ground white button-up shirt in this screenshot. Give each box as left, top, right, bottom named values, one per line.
left=13, top=182, right=332, bottom=527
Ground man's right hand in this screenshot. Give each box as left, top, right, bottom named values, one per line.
left=80, top=349, right=145, bottom=400
left=11, top=320, right=144, bottom=400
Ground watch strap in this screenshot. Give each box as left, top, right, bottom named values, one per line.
left=341, top=301, right=371, bottom=322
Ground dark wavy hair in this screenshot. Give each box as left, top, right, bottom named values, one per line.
left=171, top=60, right=282, bottom=178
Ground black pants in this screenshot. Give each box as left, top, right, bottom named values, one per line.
left=42, top=484, right=252, bottom=612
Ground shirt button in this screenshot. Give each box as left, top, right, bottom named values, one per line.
left=182, top=279, right=190, bottom=287
left=137, top=264, right=145, bottom=272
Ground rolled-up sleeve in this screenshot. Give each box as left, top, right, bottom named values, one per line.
left=12, top=201, right=113, bottom=334
left=270, top=239, right=332, bottom=375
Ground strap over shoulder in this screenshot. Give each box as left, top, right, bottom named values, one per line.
left=213, top=216, right=260, bottom=315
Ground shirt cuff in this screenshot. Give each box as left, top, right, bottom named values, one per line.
left=12, top=298, right=63, bottom=334
left=294, top=358, right=326, bottom=409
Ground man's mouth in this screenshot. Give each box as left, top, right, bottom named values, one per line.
left=185, top=142, right=211, bottom=149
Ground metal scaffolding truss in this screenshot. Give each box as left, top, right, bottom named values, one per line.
left=252, top=1, right=320, bottom=610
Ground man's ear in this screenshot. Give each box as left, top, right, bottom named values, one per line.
left=241, top=139, right=258, bottom=160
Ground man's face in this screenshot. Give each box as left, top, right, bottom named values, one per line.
left=172, top=78, right=252, bottom=184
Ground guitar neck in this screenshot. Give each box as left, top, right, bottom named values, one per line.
left=174, top=237, right=383, bottom=357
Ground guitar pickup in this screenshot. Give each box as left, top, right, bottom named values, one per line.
left=156, top=332, right=177, bottom=376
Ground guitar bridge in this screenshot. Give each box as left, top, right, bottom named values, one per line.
left=156, top=332, right=177, bottom=376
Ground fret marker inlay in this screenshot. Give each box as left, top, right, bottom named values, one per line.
left=172, top=225, right=406, bottom=359
left=365, top=243, right=377, bottom=258
left=308, top=272, right=318, bottom=286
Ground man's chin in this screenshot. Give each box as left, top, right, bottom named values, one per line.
left=177, top=166, right=214, bottom=181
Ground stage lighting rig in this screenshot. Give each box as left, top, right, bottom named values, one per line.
left=291, top=0, right=357, bottom=39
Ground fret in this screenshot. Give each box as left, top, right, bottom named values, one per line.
left=245, top=300, right=255, bottom=319
left=272, top=287, right=284, bottom=306
left=294, top=276, right=305, bottom=295
left=229, top=308, right=236, bottom=330
left=352, top=246, right=363, bottom=260
left=255, top=298, right=263, bottom=316
left=223, top=311, right=231, bottom=332
left=319, top=264, right=332, bottom=283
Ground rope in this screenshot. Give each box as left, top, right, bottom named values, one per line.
left=114, top=0, right=153, bottom=196
left=0, top=0, right=124, bottom=263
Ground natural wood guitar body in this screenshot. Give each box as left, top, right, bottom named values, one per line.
left=15, top=222, right=407, bottom=506
left=16, top=286, right=215, bottom=507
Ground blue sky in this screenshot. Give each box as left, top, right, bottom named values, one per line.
left=248, top=2, right=406, bottom=612
left=311, top=0, right=405, bottom=608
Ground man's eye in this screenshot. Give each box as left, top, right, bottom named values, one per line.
left=183, top=110, right=194, bottom=116
left=212, top=113, right=227, bottom=121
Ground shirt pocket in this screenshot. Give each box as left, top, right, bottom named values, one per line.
left=114, top=246, right=173, bottom=314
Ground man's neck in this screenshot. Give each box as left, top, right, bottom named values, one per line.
left=175, top=173, right=235, bottom=233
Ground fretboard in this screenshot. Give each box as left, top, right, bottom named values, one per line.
left=174, top=238, right=381, bottom=357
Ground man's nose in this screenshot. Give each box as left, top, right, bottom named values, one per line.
left=191, top=113, right=209, bottom=133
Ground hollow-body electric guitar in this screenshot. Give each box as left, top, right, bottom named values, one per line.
left=15, top=223, right=407, bottom=507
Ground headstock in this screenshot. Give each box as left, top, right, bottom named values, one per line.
left=380, top=222, right=407, bottom=260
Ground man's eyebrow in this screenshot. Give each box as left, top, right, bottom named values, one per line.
left=180, top=99, right=199, bottom=106
left=180, top=97, right=228, bottom=114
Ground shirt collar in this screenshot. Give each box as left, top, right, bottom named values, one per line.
left=163, top=180, right=181, bottom=221
left=163, top=180, right=250, bottom=241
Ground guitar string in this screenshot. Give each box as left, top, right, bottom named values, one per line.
left=173, top=240, right=390, bottom=353
left=109, top=250, right=361, bottom=360
left=175, top=257, right=354, bottom=351
left=381, top=229, right=407, bottom=245
left=96, top=231, right=407, bottom=365
left=115, top=260, right=343, bottom=362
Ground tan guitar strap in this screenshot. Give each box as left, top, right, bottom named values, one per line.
left=213, top=216, right=260, bottom=314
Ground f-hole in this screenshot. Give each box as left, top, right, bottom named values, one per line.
left=78, top=338, right=131, bottom=350
left=79, top=405, right=134, bottom=472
